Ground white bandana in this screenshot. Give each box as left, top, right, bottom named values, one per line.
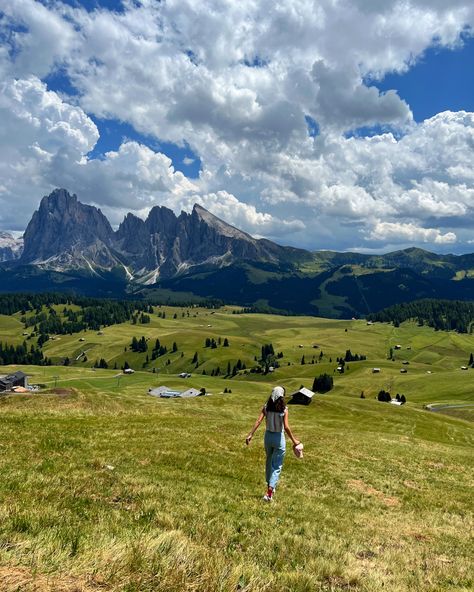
left=271, top=386, right=284, bottom=402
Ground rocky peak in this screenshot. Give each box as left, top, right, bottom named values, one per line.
left=21, top=188, right=114, bottom=264
left=191, top=203, right=254, bottom=241
left=13, top=188, right=301, bottom=279
left=116, top=213, right=148, bottom=255
left=146, top=205, right=178, bottom=238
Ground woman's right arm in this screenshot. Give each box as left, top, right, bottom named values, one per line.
left=283, top=409, right=300, bottom=446
left=246, top=409, right=265, bottom=445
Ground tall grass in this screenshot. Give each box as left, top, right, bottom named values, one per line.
left=0, top=311, right=472, bottom=591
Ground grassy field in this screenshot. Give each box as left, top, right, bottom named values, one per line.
left=0, top=307, right=473, bottom=591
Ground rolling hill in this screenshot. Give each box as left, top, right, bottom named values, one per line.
left=0, top=303, right=472, bottom=591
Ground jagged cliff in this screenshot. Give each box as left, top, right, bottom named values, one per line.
left=18, top=189, right=306, bottom=282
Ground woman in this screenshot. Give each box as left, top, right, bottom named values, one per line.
left=246, top=386, right=300, bottom=501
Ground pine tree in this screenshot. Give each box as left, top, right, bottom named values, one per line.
left=312, top=373, right=333, bottom=393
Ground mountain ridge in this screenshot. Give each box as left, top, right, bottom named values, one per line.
left=2, top=188, right=474, bottom=318
left=17, top=188, right=308, bottom=282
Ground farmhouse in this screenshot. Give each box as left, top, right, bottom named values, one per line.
left=289, top=387, right=314, bottom=405
left=0, top=371, right=28, bottom=392
left=372, top=367, right=381, bottom=373
left=148, top=386, right=205, bottom=398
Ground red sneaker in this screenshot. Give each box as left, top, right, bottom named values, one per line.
left=263, top=487, right=274, bottom=502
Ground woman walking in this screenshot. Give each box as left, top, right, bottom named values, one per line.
left=246, top=386, right=301, bottom=501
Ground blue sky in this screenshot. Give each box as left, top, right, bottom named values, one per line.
left=45, top=0, right=127, bottom=12
left=42, top=29, right=472, bottom=201
left=87, top=118, right=202, bottom=179
left=375, top=33, right=474, bottom=123
left=1, top=0, right=474, bottom=253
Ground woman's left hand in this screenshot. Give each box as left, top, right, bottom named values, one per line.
left=246, top=435, right=252, bottom=445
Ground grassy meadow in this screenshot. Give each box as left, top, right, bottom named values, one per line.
left=0, top=306, right=473, bottom=591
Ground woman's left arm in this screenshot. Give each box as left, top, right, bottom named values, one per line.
left=283, top=409, right=300, bottom=446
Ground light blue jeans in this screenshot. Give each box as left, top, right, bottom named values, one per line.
left=264, top=430, right=286, bottom=489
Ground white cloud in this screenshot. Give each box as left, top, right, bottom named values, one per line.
left=183, top=190, right=305, bottom=236
left=0, top=0, right=78, bottom=78
left=0, top=76, right=196, bottom=227
left=367, top=221, right=457, bottom=244
left=0, top=0, right=473, bottom=251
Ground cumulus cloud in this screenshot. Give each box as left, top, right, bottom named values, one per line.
left=311, top=61, right=412, bottom=130
left=181, top=190, right=305, bottom=236
left=367, top=220, right=457, bottom=244
left=0, top=75, right=287, bottom=236
left=0, top=76, right=196, bottom=227
left=0, top=0, right=473, bottom=251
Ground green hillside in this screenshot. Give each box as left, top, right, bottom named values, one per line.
left=5, top=246, right=474, bottom=318
left=0, top=306, right=473, bottom=591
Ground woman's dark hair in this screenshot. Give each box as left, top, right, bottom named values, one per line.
left=266, top=388, right=286, bottom=413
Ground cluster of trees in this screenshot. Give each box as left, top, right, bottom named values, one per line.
left=202, top=360, right=247, bottom=376
left=259, top=343, right=282, bottom=373
left=129, top=337, right=177, bottom=359
left=21, top=300, right=153, bottom=336
left=367, top=299, right=474, bottom=333
left=0, top=294, right=227, bottom=321
left=377, top=390, right=406, bottom=404
left=0, top=341, right=50, bottom=366
left=131, top=313, right=151, bottom=324
left=153, top=339, right=177, bottom=359
left=377, top=389, right=391, bottom=402
left=312, top=373, right=334, bottom=393
left=341, top=350, right=367, bottom=362
left=130, top=336, right=148, bottom=353
left=204, top=337, right=229, bottom=348
left=93, top=358, right=109, bottom=369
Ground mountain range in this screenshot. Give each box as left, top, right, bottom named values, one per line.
left=1, top=188, right=474, bottom=318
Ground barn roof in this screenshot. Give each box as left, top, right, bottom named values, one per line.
left=291, top=387, right=314, bottom=399
left=0, top=371, right=27, bottom=384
